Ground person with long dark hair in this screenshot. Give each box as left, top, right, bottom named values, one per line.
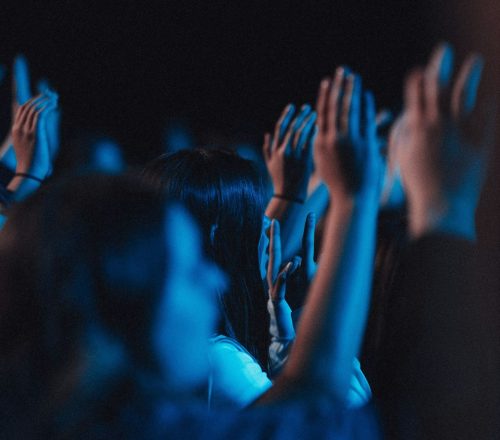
left=0, top=66, right=384, bottom=437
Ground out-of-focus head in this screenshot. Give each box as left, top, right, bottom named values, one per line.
left=59, top=133, right=126, bottom=174
left=0, top=174, right=223, bottom=395
left=163, top=120, right=195, bottom=153
left=142, top=148, right=270, bottom=367
left=90, top=138, right=126, bottom=173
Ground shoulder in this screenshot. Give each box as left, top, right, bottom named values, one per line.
left=208, top=335, right=271, bottom=407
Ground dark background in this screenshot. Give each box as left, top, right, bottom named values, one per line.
left=0, top=0, right=499, bottom=242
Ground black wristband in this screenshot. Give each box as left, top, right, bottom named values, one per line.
left=273, top=194, right=304, bottom=204
left=14, top=172, right=44, bottom=183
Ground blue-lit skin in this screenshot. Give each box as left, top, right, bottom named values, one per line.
left=7, top=93, right=58, bottom=203
left=153, top=204, right=227, bottom=391
left=281, top=69, right=380, bottom=402
left=36, top=80, right=61, bottom=163
left=91, top=139, right=126, bottom=173
left=263, top=103, right=317, bottom=262
left=462, top=57, right=483, bottom=115
left=258, top=215, right=271, bottom=280
left=0, top=56, right=60, bottom=174
left=397, top=44, right=489, bottom=240
left=0, top=54, right=33, bottom=172
left=0, top=147, right=17, bottom=172
left=13, top=54, right=31, bottom=105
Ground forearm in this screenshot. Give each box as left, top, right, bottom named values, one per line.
left=282, top=194, right=378, bottom=400
left=7, top=175, right=42, bottom=201
left=265, top=184, right=329, bottom=261
left=267, top=298, right=295, bottom=378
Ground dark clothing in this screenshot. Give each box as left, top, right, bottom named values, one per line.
left=67, top=397, right=381, bottom=440
left=3, top=388, right=381, bottom=439
left=377, top=234, right=500, bottom=439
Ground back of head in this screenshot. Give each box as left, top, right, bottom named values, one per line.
left=0, top=173, right=168, bottom=435
left=143, top=148, right=270, bottom=367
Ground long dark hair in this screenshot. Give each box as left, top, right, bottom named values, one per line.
left=142, top=148, right=270, bottom=368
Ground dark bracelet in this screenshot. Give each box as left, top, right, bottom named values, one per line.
left=273, top=194, right=304, bottom=204
left=14, top=173, right=44, bottom=183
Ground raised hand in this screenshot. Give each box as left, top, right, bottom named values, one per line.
left=300, top=212, right=317, bottom=283
left=1, top=55, right=35, bottom=170
left=314, top=67, right=382, bottom=204
left=284, top=212, right=318, bottom=309
left=396, top=43, right=492, bottom=239
left=267, top=219, right=301, bottom=303
left=263, top=104, right=317, bottom=203
left=11, top=93, right=58, bottom=180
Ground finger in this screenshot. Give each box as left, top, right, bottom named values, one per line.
left=263, top=133, right=271, bottom=161
left=348, top=375, right=369, bottom=403
left=273, top=104, right=295, bottom=150
left=302, top=212, right=316, bottom=271
left=288, top=255, right=302, bottom=275
left=353, top=360, right=372, bottom=397
left=327, top=67, right=346, bottom=133
left=425, top=43, right=454, bottom=119
left=376, top=109, right=394, bottom=130
left=451, top=54, right=484, bottom=120
left=295, top=112, right=317, bottom=156
left=15, top=96, right=40, bottom=127
left=348, top=74, right=362, bottom=137
left=268, top=219, right=282, bottom=284
left=26, top=97, right=50, bottom=131
left=316, top=78, right=331, bottom=134
left=404, top=68, right=426, bottom=121
left=364, top=91, right=377, bottom=146
left=274, top=256, right=302, bottom=301
left=284, top=105, right=311, bottom=156
left=37, top=78, right=50, bottom=94
left=13, top=54, right=31, bottom=105
left=37, top=100, right=58, bottom=130
left=340, top=73, right=354, bottom=134
left=303, top=121, right=318, bottom=164
left=273, top=264, right=289, bottom=301
left=327, top=67, right=347, bottom=133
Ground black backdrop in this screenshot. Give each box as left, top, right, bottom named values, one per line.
left=0, top=0, right=499, bottom=243
left=0, top=1, right=439, bottom=159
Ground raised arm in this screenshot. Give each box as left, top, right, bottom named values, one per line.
left=257, top=67, right=382, bottom=404
left=378, top=43, right=498, bottom=439
left=7, top=94, right=57, bottom=200
left=263, top=104, right=318, bottom=261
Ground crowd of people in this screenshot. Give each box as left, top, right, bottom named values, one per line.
left=0, top=42, right=498, bottom=439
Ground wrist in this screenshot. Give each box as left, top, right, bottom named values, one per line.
left=272, top=193, right=304, bottom=204
left=409, top=196, right=476, bottom=241
left=273, top=182, right=308, bottom=204
left=15, top=164, right=48, bottom=180
left=330, top=188, right=379, bottom=212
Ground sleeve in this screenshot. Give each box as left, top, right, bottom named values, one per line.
left=208, top=338, right=272, bottom=408
left=267, top=298, right=295, bottom=378
left=376, top=234, right=500, bottom=439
